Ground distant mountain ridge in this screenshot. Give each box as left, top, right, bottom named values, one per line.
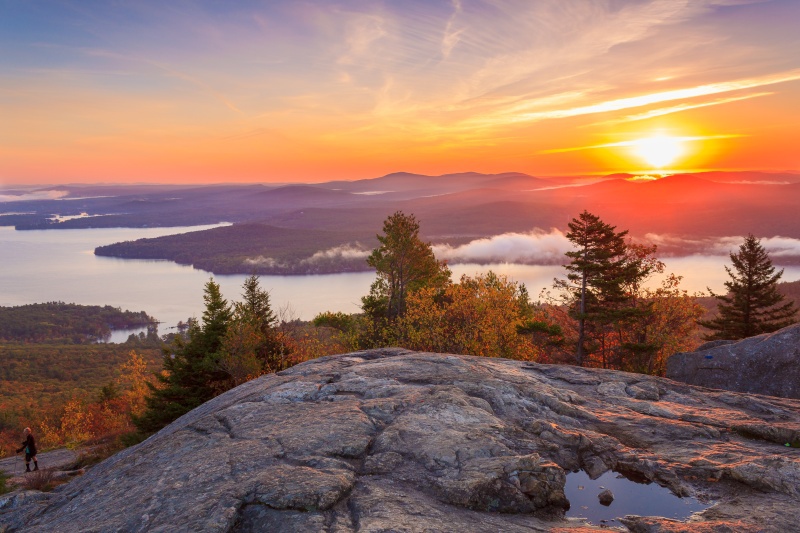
left=2, top=170, right=800, bottom=275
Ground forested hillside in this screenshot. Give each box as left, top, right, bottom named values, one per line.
left=0, top=343, right=161, bottom=412
left=0, top=303, right=155, bottom=343
left=94, top=223, right=381, bottom=274
left=0, top=342, right=161, bottom=457
left=0, top=303, right=160, bottom=457
left=69, top=173, right=800, bottom=275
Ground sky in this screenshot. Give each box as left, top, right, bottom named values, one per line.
left=2, top=0, right=800, bottom=185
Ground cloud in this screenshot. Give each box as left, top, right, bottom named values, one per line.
left=0, top=190, right=69, bottom=202
left=753, top=237, right=800, bottom=258
left=301, top=243, right=371, bottom=264
left=338, top=14, right=387, bottom=66
left=433, top=229, right=572, bottom=264
left=476, top=69, right=800, bottom=127
left=242, top=256, right=286, bottom=268
left=540, top=134, right=744, bottom=155
left=644, top=234, right=800, bottom=258
left=441, top=0, right=465, bottom=59
left=595, top=92, right=773, bottom=125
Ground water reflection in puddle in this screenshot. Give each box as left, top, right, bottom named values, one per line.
left=564, top=470, right=709, bottom=526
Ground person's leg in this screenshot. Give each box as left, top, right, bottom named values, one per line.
left=25, top=453, right=31, bottom=472
left=32, top=455, right=38, bottom=470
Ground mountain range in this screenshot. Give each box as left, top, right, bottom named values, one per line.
left=3, top=171, right=799, bottom=274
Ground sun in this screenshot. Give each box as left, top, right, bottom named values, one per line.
left=631, top=135, right=685, bottom=169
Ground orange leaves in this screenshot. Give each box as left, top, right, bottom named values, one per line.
left=116, top=350, right=152, bottom=417
left=14, top=350, right=159, bottom=452
left=398, top=273, right=539, bottom=361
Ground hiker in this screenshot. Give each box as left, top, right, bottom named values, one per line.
left=16, top=427, right=39, bottom=472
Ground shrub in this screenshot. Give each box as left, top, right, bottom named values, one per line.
left=21, top=468, right=60, bottom=492
left=0, top=472, right=11, bottom=495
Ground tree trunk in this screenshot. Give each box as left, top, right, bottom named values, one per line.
left=576, top=270, right=587, bottom=366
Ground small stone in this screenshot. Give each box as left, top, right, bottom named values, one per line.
left=598, top=489, right=614, bottom=506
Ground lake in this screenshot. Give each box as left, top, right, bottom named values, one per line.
left=3, top=225, right=800, bottom=334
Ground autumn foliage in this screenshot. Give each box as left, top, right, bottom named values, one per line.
left=398, top=273, right=539, bottom=360
left=0, top=211, right=714, bottom=460
left=0, top=350, right=156, bottom=458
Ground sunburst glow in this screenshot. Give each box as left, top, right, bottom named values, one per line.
left=632, top=135, right=685, bottom=168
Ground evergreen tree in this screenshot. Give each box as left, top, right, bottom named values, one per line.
left=362, top=211, right=450, bottom=323
left=559, top=211, right=646, bottom=366
left=700, top=234, right=797, bottom=340
left=236, top=274, right=277, bottom=330
left=134, top=279, right=232, bottom=434
left=220, top=275, right=292, bottom=382
left=198, top=278, right=233, bottom=356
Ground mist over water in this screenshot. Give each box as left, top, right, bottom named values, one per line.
left=2, top=226, right=799, bottom=329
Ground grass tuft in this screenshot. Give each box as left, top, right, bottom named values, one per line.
left=21, top=468, right=61, bottom=492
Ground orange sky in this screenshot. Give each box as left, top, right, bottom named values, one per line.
left=2, top=1, right=800, bottom=185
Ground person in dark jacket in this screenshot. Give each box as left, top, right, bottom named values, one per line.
left=16, top=427, right=38, bottom=472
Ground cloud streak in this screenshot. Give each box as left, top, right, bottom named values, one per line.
left=434, top=231, right=800, bottom=266
left=5, top=0, right=800, bottom=182
left=242, top=256, right=286, bottom=268
left=645, top=234, right=800, bottom=258
left=596, top=92, right=774, bottom=125
left=433, top=230, right=573, bottom=264
left=441, top=0, right=464, bottom=59
left=540, top=134, right=745, bottom=155
left=0, top=190, right=68, bottom=202
left=469, top=69, right=800, bottom=128
left=301, top=243, right=370, bottom=264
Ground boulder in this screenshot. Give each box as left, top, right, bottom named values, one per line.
left=2, top=348, right=800, bottom=532
left=666, top=323, right=800, bottom=398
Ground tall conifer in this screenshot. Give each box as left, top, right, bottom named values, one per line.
left=134, top=278, right=231, bottom=434
left=224, top=275, right=291, bottom=376
left=700, top=234, right=797, bottom=340
left=561, top=211, right=645, bottom=366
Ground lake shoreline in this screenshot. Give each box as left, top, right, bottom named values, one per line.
left=4, top=225, right=800, bottom=327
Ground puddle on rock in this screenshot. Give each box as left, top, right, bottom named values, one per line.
left=564, top=470, right=710, bottom=526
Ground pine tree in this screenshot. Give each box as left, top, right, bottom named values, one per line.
left=236, top=274, right=277, bottom=330
left=134, top=278, right=232, bottom=435
left=362, top=211, right=450, bottom=322
left=560, top=211, right=646, bottom=366
left=220, top=275, right=291, bottom=380
left=700, top=234, right=797, bottom=340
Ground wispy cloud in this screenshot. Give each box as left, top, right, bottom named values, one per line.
left=337, top=14, right=388, bottom=66
left=5, top=0, right=799, bottom=182
left=540, top=134, right=745, bottom=155
left=242, top=256, right=286, bottom=268
left=434, top=231, right=800, bottom=267
left=645, top=234, right=800, bottom=257
left=467, top=69, right=800, bottom=128
left=301, top=243, right=370, bottom=264
left=596, top=92, right=774, bottom=125
left=0, top=190, right=68, bottom=202
left=441, top=0, right=465, bottom=59
left=433, top=229, right=573, bottom=264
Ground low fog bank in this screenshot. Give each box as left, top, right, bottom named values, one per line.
left=294, top=230, right=800, bottom=272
